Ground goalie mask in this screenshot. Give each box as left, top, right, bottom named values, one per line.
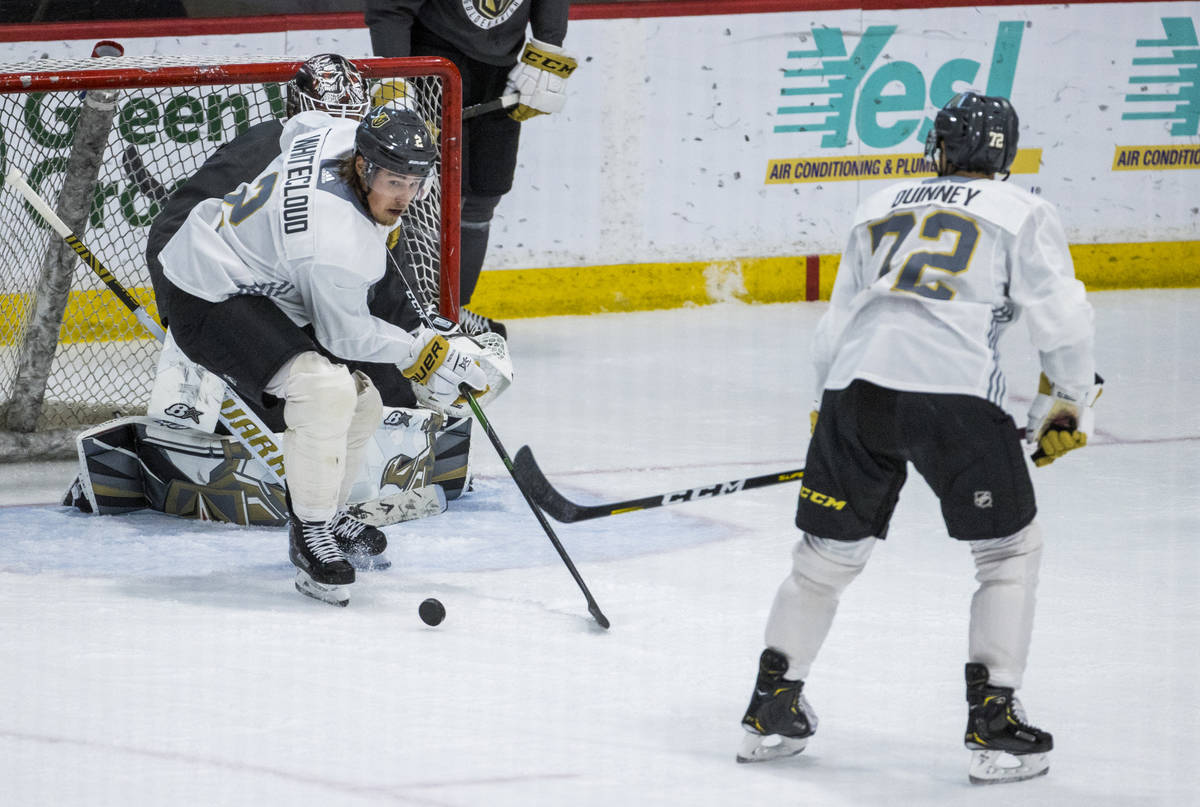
left=287, top=53, right=369, bottom=119
left=356, top=105, right=438, bottom=200
left=924, top=91, right=1019, bottom=177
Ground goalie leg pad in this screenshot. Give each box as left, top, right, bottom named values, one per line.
left=278, top=352, right=358, bottom=522
left=146, top=328, right=226, bottom=433
left=968, top=521, right=1043, bottom=689
left=764, top=534, right=875, bottom=681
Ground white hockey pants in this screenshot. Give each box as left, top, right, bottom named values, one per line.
left=268, top=352, right=379, bottom=523
left=764, top=534, right=876, bottom=681
left=968, top=521, right=1043, bottom=689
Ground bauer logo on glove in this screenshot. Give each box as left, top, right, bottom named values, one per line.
left=401, top=327, right=514, bottom=418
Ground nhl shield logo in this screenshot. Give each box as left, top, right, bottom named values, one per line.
left=974, top=490, right=994, bottom=509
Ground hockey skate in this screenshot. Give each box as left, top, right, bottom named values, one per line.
left=963, top=663, right=1052, bottom=784
left=330, top=510, right=390, bottom=571
left=289, top=516, right=355, bottom=606
left=459, top=307, right=506, bottom=339
left=736, top=648, right=818, bottom=763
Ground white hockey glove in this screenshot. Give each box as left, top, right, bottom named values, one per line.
left=412, top=331, right=514, bottom=417
left=1025, top=372, right=1104, bottom=467
left=400, top=327, right=487, bottom=414
left=505, top=38, right=577, bottom=121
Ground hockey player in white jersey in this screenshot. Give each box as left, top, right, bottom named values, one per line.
left=158, top=105, right=488, bottom=606
left=736, top=92, right=1101, bottom=783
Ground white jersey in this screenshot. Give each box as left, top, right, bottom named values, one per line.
left=160, top=112, right=418, bottom=365
left=813, top=175, right=1095, bottom=407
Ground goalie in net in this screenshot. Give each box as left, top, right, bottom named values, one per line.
left=67, top=55, right=513, bottom=606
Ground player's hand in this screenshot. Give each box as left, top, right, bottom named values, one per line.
left=505, top=38, right=577, bottom=121
left=400, top=327, right=487, bottom=412
left=1026, top=372, right=1103, bottom=467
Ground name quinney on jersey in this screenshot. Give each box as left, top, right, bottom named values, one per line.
left=890, top=183, right=984, bottom=209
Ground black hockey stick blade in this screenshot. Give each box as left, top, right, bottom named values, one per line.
left=512, top=445, right=805, bottom=523
left=463, top=92, right=519, bottom=120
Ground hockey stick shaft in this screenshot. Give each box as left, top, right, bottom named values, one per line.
left=5, top=168, right=287, bottom=486
left=512, top=445, right=805, bottom=523
left=385, top=249, right=608, bottom=628
left=462, top=92, right=519, bottom=121
left=462, top=390, right=609, bottom=629
left=7, top=169, right=166, bottom=342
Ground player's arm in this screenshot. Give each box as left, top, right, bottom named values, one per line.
left=506, top=0, right=576, bottom=121
left=529, top=0, right=570, bottom=48
left=364, top=0, right=424, bottom=57
left=1009, top=203, right=1100, bottom=466
left=299, top=254, right=489, bottom=413
left=812, top=224, right=872, bottom=402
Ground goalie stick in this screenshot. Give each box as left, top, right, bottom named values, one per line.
left=512, top=445, right=806, bottom=523
left=387, top=249, right=610, bottom=630
left=463, top=92, right=519, bottom=120
left=5, top=168, right=437, bottom=527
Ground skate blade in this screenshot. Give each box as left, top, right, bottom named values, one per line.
left=968, top=749, right=1049, bottom=784
left=348, top=551, right=392, bottom=572
left=736, top=731, right=809, bottom=763
left=294, top=570, right=350, bottom=607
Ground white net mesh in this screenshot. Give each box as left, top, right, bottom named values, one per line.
left=0, top=56, right=457, bottom=456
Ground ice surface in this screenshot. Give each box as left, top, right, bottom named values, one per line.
left=1, top=293, right=1196, bottom=806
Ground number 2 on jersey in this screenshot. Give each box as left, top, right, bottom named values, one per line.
left=868, top=211, right=980, bottom=300
left=220, top=173, right=279, bottom=227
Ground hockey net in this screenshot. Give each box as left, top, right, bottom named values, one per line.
left=0, top=54, right=462, bottom=460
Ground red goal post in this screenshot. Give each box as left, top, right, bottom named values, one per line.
left=0, top=54, right=462, bottom=460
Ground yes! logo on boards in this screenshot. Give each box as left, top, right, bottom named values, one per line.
left=764, top=21, right=1041, bottom=185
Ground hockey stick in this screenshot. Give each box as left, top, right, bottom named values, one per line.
left=462, top=389, right=610, bottom=629
left=7, top=169, right=169, bottom=344
left=512, top=445, right=805, bottom=523
left=462, top=92, right=519, bottom=121
left=5, top=168, right=286, bottom=482
left=5, top=169, right=436, bottom=527
left=386, top=249, right=609, bottom=629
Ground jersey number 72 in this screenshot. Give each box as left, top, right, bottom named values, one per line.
left=867, top=211, right=980, bottom=301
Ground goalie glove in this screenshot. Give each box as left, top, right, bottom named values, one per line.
left=400, top=327, right=488, bottom=415
left=1025, top=372, right=1104, bottom=467
left=505, top=38, right=577, bottom=121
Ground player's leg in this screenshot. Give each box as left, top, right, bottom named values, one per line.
left=327, top=371, right=391, bottom=565
left=170, top=289, right=356, bottom=604
left=739, top=381, right=905, bottom=762
left=905, top=392, right=1050, bottom=782
left=410, top=30, right=512, bottom=335
left=458, top=62, right=518, bottom=334
left=266, top=351, right=360, bottom=598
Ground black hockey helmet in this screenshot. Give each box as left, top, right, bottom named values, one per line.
left=355, top=105, right=437, bottom=180
left=286, top=53, right=369, bottom=119
left=924, top=91, right=1019, bottom=176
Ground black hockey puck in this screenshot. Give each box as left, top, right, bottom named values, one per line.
left=419, top=597, right=445, bottom=626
